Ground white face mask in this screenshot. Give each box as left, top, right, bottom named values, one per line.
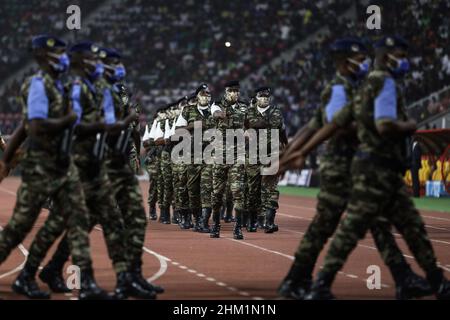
left=224, top=89, right=239, bottom=103
left=256, top=96, right=270, bottom=108
left=197, top=94, right=211, bottom=106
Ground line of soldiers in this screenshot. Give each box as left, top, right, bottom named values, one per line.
left=277, top=36, right=450, bottom=300
left=0, top=34, right=163, bottom=300
left=143, top=81, right=287, bottom=240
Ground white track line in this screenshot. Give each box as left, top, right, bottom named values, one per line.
left=0, top=226, right=29, bottom=280
left=225, top=237, right=391, bottom=288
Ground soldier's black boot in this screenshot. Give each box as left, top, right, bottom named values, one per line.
left=199, top=208, right=212, bottom=233
left=264, top=209, right=279, bottom=233
left=390, top=263, right=432, bottom=300
left=305, top=272, right=335, bottom=300
left=233, top=210, right=244, bottom=240
left=172, top=209, right=180, bottom=224
left=192, top=209, right=202, bottom=232
left=220, top=206, right=226, bottom=221
left=149, top=205, right=157, bottom=220
left=39, top=262, right=71, bottom=293
left=131, top=263, right=165, bottom=294
left=181, top=209, right=192, bottom=229
left=242, top=210, right=249, bottom=229
left=78, top=268, right=111, bottom=300
left=113, top=272, right=130, bottom=300
left=257, top=214, right=265, bottom=229
left=224, top=204, right=233, bottom=223
left=247, top=210, right=258, bottom=232
left=12, top=264, right=50, bottom=299
left=210, top=209, right=221, bottom=238
left=427, top=269, right=450, bottom=300
left=278, top=262, right=313, bottom=300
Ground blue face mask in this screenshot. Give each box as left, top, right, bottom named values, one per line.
left=49, top=53, right=70, bottom=73
left=113, top=65, right=126, bottom=82
left=348, top=58, right=371, bottom=79
left=90, top=62, right=104, bottom=80
left=388, top=54, right=410, bottom=77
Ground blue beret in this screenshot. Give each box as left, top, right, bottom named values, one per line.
left=195, top=83, right=209, bottom=95
left=99, top=47, right=122, bottom=59
left=330, top=38, right=368, bottom=54
left=255, top=87, right=271, bottom=95
left=31, top=34, right=66, bottom=49
left=69, top=41, right=99, bottom=54
left=373, top=36, right=409, bottom=50
left=224, top=80, right=240, bottom=89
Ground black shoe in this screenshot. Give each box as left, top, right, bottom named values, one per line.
left=162, top=208, right=171, bottom=224
left=149, top=206, right=157, bottom=220
left=246, top=211, right=258, bottom=232
left=210, top=224, right=221, bottom=238
left=264, top=209, right=279, bottom=233
left=171, top=210, right=180, bottom=224
left=199, top=208, right=212, bottom=233
left=113, top=272, right=130, bottom=300
left=396, top=271, right=433, bottom=300
left=132, top=269, right=165, bottom=294
left=39, top=265, right=71, bottom=293
left=192, top=209, right=202, bottom=232
left=233, top=226, right=244, bottom=240
left=12, top=270, right=50, bottom=299
left=278, top=278, right=312, bottom=300
left=180, top=210, right=192, bottom=229
left=435, top=279, right=450, bottom=300
left=79, top=269, right=111, bottom=300
left=242, top=210, right=249, bottom=229
left=305, top=279, right=335, bottom=300
left=220, top=207, right=226, bottom=220
left=257, top=215, right=265, bottom=229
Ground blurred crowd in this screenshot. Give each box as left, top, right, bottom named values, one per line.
left=1, top=0, right=449, bottom=137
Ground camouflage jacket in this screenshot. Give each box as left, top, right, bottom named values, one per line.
left=20, top=70, right=69, bottom=164
left=70, top=76, right=103, bottom=164
left=332, top=68, right=410, bottom=166
left=246, top=103, right=285, bottom=160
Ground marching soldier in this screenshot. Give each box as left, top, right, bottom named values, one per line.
left=183, top=84, right=215, bottom=232
left=278, top=38, right=431, bottom=300
left=210, top=81, right=248, bottom=238
left=246, top=87, right=287, bottom=233
left=0, top=35, right=109, bottom=300
left=283, top=36, right=450, bottom=300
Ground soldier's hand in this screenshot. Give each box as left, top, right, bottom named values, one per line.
left=278, top=150, right=306, bottom=176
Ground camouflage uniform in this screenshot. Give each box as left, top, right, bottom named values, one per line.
left=287, top=73, right=421, bottom=289
left=128, top=104, right=141, bottom=174
left=314, top=68, right=444, bottom=292
left=144, top=135, right=161, bottom=219
left=25, top=76, right=128, bottom=275
left=0, top=71, right=93, bottom=273
left=246, top=102, right=284, bottom=230
left=183, top=103, right=214, bottom=229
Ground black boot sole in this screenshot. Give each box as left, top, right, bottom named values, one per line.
left=39, top=271, right=71, bottom=293
left=12, top=283, right=51, bottom=299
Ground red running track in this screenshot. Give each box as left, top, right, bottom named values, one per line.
left=1, top=177, right=450, bottom=300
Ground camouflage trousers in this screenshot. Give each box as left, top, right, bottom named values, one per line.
left=187, top=163, right=212, bottom=210
left=247, top=163, right=279, bottom=215
left=294, top=156, right=411, bottom=281
left=0, top=159, right=93, bottom=271
left=173, top=163, right=190, bottom=210
left=320, top=158, right=440, bottom=281
left=212, top=164, right=245, bottom=211
left=107, top=158, right=148, bottom=267
left=158, top=150, right=173, bottom=210
left=30, top=161, right=128, bottom=274
left=145, top=154, right=160, bottom=209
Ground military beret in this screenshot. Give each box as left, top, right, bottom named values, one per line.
left=98, top=47, right=122, bottom=59
left=224, top=80, right=240, bottom=89
left=329, top=37, right=368, bottom=54
left=373, top=36, right=409, bottom=50
left=254, top=87, right=271, bottom=95
left=69, top=41, right=100, bottom=54
left=31, top=34, right=66, bottom=49
left=195, top=83, right=210, bottom=95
